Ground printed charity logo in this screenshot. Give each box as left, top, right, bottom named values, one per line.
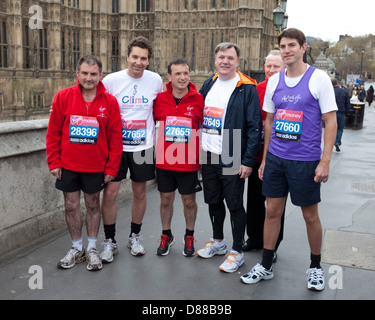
left=281, top=94, right=302, bottom=104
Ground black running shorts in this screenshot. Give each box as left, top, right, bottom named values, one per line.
left=55, top=168, right=105, bottom=194
left=113, top=147, right=155, bottom=183
left=156, top=168, right=202, bottom=195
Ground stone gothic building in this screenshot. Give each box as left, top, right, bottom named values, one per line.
left=0, top=0, right=279, bottom=122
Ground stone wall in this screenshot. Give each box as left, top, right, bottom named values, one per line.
left=0, top=119, right=135, bottom=257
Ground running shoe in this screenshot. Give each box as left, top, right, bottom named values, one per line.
left=240, top=263, right=274, bottom=284
left=196, top=238, right=227, bottom=258
left=183, top=235, right=196, bottom=257
left=306, top=267, right=325, bottom=291
left=57, top=247, right=86, bottom=269
left=156, top=234, right=175, bottom=256
left=86, top=248, right=103, bottom=271
left=219, top=250, right=244, bottom=273
left=128, top=233, right=145, bottom=256
left=100, top=239, right=118, bottom=263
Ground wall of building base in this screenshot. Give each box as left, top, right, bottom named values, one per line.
left=0, top=120, right=138, bottom=257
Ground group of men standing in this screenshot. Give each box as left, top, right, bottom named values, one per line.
left=46, top=28, right=338, bottom=292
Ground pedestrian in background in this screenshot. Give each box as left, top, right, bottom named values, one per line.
left=366, top=85, right=374, bottom=106
left=332, top=78, right=350, bottom=152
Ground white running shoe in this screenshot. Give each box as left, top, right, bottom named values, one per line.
left=241, top=263, right=274, bottom=284
left=128, top=233, right=145, bottom=256
left=196, top=238, right=228, bottom=258
left=306, top=268, right=325, bottom=291
left=57, top=247, right=86, bottom=269
left=100, top=239, right=118, bottom=263
left=86, top=248, right=103, bottom=271
left=219, top=250, right=244, bottom=273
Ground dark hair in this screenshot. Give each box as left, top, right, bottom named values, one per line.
left=331, top=78, right=339, bottom=86
left=167, top=58, right=190, bottom=75
left=215, top=42, right=241, bottom=58
left=77, top=55, right=102, bottom=73
left=127, top=36, right=153, bottom=60
left=278, top=28, right=306, bottom=47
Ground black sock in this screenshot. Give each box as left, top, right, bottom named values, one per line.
left=130, top=222, right=142, bottom=237
left=261, top=248, right=274, bottom=270
left=185, top=228, right=194, bottom=237
left=104, top=224, right=116, bottom=243
left=310, top=253, right=321, bottom=269
left=162, top=229, right=172, bottom=238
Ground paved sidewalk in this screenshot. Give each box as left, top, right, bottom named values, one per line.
left=1, top=106, right=374, bottom=302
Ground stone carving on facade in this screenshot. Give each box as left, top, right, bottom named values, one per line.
left=135, top=15, right=149, bottom=30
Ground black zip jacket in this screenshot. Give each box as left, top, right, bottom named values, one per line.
left=199, top=71, right=262, bottom=168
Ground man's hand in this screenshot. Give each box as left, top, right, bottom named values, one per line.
left=50, top=168, right=62, bottom=180
left=314, top=161, right=330, bottom=183
left=238, top=165, right=252, bottom=179
left=104, top=175, right=115, bottom=184
left=258, top=160, right=265, bottom=181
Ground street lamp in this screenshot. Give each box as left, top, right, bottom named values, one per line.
left=273, top=0, right=288, bottom=49
left=360, top=48, right=365, bottom=77
left=273, top=1, right=285, bottom=34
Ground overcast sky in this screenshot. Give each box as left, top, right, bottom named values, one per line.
left=285, top=0, right=375, bottom=42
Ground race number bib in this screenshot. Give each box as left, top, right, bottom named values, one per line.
left=275, top=109, right=303, bottom=141
left=122, top=119, right=147, bottom=146
left=164, top=116, right=192, bottom=144
left=69, top=116, right=99, bottom=145
left=203, top=106, right=224, bottom=135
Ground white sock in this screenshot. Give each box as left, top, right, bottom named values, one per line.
left=87, top=237, right=97, bottom=251
left=72, top=238, right=83, bottom=251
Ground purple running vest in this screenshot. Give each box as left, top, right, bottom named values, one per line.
left=269, top=66, right=323, bottom=161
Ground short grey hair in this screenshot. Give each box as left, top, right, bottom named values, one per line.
left=265, top=50, right=281, bottom=62
left=77, top=55, right=103, bottom=73
left=215, top=42, right=241, bottom=58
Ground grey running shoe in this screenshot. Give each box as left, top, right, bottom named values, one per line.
left=57, top=247, right=86, bottom=269
left=128, top=233, right=145, bottom=256
left=219, top=250, right=244, bottom=273
left=100, top=239, right=118, bottom=263
left=86, top=248, right=103, bottom=271
left=196, top=238, right=227, bottom=258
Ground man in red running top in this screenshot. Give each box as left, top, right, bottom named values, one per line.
left=153, top=58, right=204, bottom=257
left=46, top=55, right=122, bottom=271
